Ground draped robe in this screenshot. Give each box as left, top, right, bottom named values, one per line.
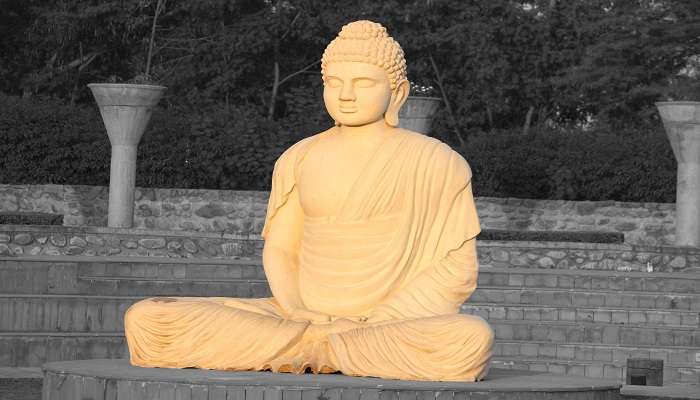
left=125, top=129, right=493, bottom=381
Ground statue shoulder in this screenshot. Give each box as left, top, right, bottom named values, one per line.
left=397, top=129, right=473, bottom=180
left=273, top=129, right=331, bottom=174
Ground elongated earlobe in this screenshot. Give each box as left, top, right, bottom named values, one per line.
left=385, top=79, right=409, bottom=128
left=384, top=110, right=399, bottom=127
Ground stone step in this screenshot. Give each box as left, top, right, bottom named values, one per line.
left=0, top=295, right=141, bottom=333
left=462, top=303, right=700, bottom=328
left=2, top=293, right=698, bottom=334
left=77, top=263, right=700, bottom=295
left=0, top=333, right=126, bottom=367
left=3, top=294, right=697, bottom=345
left=472, top=287, right=700, bottom=311
left=0, top=366, right=42, bottom=379
left=72, top=277, right=700, bottom=311
left=81, top=265, right=700, bottom=295
left=77, top=260, right=265, bottom=280
left=79, top=260, right=700, bottom=289
left=76, top=276, right=272, bottom=297
left=68, top=273, right=700, bottom=311
left=0, top=258, right=256, bottom=295
left=492, top=341, right=700, bottom=372
left=5, top=258, right=700, bottom=294
left=4, top=267, right=698, bottom=312
left=490, top=320, right=700, bottom=347
left=491, top=357, right=700, bottom=385
left=479, top=267, right=700, bottom=294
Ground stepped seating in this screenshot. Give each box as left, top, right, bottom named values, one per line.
left=464, top=268, right=700, bottom=384
left=1, top=246, right=699, bottom=386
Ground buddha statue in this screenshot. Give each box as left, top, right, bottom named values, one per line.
left=125, top=20, right=493, bottom=382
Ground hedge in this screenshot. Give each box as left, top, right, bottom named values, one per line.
left=0, top=94, right=677, bottom=202
left=462, top=126, right=676, bottom=202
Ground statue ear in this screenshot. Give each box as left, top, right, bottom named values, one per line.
left=385, top=79, right=409, bottom=127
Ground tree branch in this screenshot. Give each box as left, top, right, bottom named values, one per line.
left=268, top=60, right=280, bottom=120
left=145, top=0, right=167, bottom=78
left=522, top=105, right=535, bottom=135
left=278, top=59, right=320, bottom=87
left=429, top=53, right=466, bottom=148
left=280, top=11, right=301, bottom=41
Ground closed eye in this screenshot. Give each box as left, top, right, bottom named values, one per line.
left=324, top=77, right=342, bottom=88
left=354, top=78, right=376, bottom=88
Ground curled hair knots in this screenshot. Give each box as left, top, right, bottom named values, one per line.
left=321, top=20, right=407, bottom=89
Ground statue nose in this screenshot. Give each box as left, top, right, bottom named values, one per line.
left=339, top=83, right=356, bottom=101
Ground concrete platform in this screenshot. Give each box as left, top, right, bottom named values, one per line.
left=621, top=384, right=700, bottom=399
left=43, top=359, right=622, bottom=400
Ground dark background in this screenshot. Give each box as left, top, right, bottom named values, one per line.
left=1, top=0, right=698, bottom=202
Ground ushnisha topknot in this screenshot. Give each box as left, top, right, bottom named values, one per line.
left=321, top=20, right=407, bottom=89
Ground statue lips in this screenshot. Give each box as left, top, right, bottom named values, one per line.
left=339, top=105, right=358, bottom=113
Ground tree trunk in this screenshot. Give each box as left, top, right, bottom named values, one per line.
left=267, top=60, right=279, bottom=120
left=267, top=1, right=281, bottom=120
left=523, top=106, right=535, bottom=135
left=428, top=54, right=465, bottom=147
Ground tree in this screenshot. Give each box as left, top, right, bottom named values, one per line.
left=554, top=0, right=700, bottom=128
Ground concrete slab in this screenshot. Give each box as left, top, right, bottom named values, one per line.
left=42, top=359, right=622, bottom=400
left=621, top=384, right=700, bottom=399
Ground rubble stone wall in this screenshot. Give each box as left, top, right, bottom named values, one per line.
left=0, top=184, right=676, bottom=245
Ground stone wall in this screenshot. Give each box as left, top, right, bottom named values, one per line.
left=0, top=184, right=676, bottom=245
left=0, top=225, right=260, bottom=259
left=0, top=224, right=697, bottom=273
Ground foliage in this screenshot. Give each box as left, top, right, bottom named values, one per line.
left=659, top=74, right=700, bottom=101
left=0, top=94, right=318, bottom=190
left=0, top=94, right=109, bottom=185
left=409, top=82, right=436, bottom=97
left=461, top=126, right=676, bottom=202
left=0, top=94, right=677, bottom=202
left=552, top=0, right=700, bottom=127
left=4, top=0, right=698, bottom=126
left=0, top=0, right=694, bottom=201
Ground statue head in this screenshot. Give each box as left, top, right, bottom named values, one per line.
left=321, top=20, right=409, bottom=128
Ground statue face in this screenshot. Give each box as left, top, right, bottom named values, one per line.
left=323, top=62, right=393, bottom=127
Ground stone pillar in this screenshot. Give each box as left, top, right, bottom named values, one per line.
left=108, top=144, right=138, bottom=227
left=88, top=84, right=166, bottom=228
left=656, top=101, right=700, bottom=247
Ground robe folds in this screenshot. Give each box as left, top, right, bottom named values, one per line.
left=125, top=129, right=493, bottom=382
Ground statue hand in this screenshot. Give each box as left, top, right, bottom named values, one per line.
left=304, top=317, right=363, bottom=341
left=289, top=307, right=332, bottom=323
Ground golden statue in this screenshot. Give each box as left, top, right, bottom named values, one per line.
left=125, top=20, right=493, bottom=382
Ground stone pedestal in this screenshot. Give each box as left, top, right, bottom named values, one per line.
left=42, top=359, right=622, bottom=400
left=88, top=84, right=166, bottom=228
left=656, top=101, right=700, bottom=247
